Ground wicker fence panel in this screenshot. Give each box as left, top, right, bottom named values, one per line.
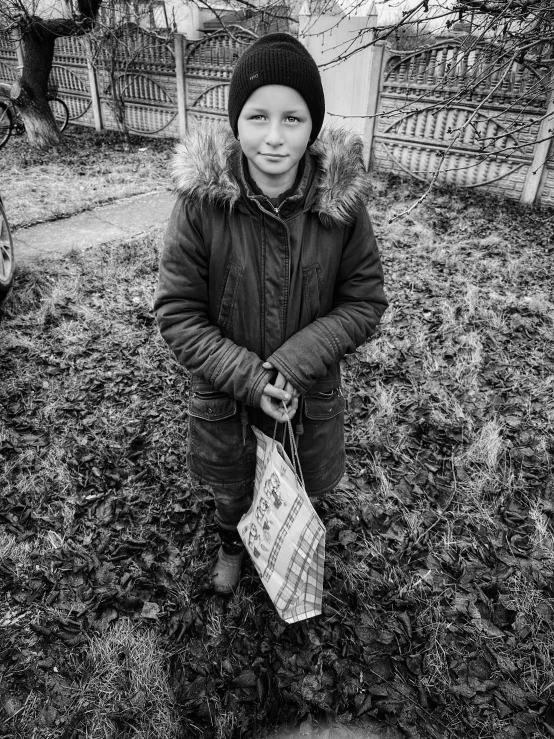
left=373, top=40, right=549, bottom=202
left=186, top=29, right=257, bottom=126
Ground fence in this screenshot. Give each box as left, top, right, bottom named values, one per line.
left=0, top=26, right=256, bottom=139
left=368, top=41, right=554, bottom=207
left=2, top=25, right=554, bottom=208
left=0, top=31, right=18, bottom=85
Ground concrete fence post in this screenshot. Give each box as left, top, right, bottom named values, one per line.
left=521, top=82, right=554, bottom=206
left=299, top=4, right=377, bottom=140
left=363, top=40, right=386, bottom=170
left=11, top=29, right=24, bottom=71
left=83, top=38, right=103, bottom=131
left=174, top=33, right=188, bottom=139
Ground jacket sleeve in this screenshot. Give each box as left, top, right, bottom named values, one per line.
left=153, top=197, right=273, bottom=407
left=267, top=206, right=388, bottom=393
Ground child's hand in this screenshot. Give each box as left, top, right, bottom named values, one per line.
left=261, top=363, right=299, bottom=422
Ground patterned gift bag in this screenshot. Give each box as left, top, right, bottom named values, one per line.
left=238, top=421, right=325, bottom=623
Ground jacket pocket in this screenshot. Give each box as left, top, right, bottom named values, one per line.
left=304, top=387, right=345, bottom=420
left=217, top=261, right=243, bottom=334
left=301, top=263, right=323, bottom=324
left=189, top=389, right=237, bottom=421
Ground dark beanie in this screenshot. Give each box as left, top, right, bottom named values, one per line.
left=228, top=33, right=325, bottom=145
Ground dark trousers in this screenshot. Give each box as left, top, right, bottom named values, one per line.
left=187, top=387, right=345, bottom=531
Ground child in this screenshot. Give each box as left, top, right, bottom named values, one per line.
left=154, top=33, right=388, bottom=594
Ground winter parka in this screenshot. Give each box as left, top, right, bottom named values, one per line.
left=154, top=124, right=388, bottom=496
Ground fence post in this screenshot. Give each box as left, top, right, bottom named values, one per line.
left=174, top=33, right=187, bottom=139
left=84, top=38, right=103, bottom=131
left=363, top=41, right=386, bottom=171
left=299, top=5, right=377, bottom=139
left=10, top=29, right=24, bottom=72
left=521, top=83, right=554, bottom=205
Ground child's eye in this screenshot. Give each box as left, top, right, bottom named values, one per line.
left=251, top=115, right=265, bottom=120
left=285, top=116, right=299, bottom=123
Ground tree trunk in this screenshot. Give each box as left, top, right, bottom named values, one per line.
left=11, top=24, right=61, bottom=149
left=9, top=1, right=102, bottom=150
left=10, top=81, right=61, bottom=150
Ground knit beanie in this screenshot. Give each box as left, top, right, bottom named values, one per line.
left=228, top=33, right=325, bottom=145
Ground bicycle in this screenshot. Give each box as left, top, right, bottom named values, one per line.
left=0, top=86, right=69, bottom=149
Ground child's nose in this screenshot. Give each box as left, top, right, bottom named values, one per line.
left=265, top=123, right=283, bottom=146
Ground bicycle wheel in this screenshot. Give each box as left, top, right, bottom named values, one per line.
left=0, top=101, right=13, bottom=149
left=0, top=198, right=14, bottom=306
left=49, top=97, right=69, bottom=132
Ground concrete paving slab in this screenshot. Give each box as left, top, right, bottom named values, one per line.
left=97, top=190, right=175, bottom=230
left=12, top=190, right=176, bottom=263
left=12, top=237, right=42, bottom=259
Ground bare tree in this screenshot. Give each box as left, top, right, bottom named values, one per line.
left=334, top=0, right=554, bottom=64
left=87, top=0, right=174, bottom=146
left=189, top=0, right=297, bottom=37
left=0, top=0, right=102, bottom=148
left=370, top=1, right=554, bottom=194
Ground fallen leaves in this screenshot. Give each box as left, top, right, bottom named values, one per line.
left=1, top=172, right=554, bottom=738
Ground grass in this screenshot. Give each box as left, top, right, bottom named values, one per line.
left=2, top=125, right=173, bottom=229
left=1, top=169, right=553, bottom=738
left=81, top=619, right=179, bottom=739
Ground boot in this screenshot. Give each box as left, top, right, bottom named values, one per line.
left=211, top=528, right=245, bottom=595
left=211, top=546, right=245, bottom=595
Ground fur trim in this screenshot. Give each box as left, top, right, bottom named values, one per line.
left=172, top=125, right=241, bottom=209
left=171, top=123, right=370, bottom=225
left=310, top=127, right=371, bottom=227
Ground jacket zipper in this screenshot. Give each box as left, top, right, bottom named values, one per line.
left=252, top=198, right=292, bottom=346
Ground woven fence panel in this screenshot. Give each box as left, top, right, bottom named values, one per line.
left=373, top=40, right=549, bottom=202
left=186, top=29, right=256, bottom=125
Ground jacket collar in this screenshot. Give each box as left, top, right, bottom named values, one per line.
left=171, top=124, right=371, bottom=226
left=236, top=149, right=316, bottom=221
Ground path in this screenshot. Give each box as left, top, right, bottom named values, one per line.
left=12, top=190, right=176, bottom=262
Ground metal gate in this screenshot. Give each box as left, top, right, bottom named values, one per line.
left=372, top=40, right=550, bottom=201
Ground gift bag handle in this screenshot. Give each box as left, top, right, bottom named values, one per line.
left=273, top=404, right=305, bottom=489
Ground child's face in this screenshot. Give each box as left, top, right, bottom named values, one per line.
left=237, top=85, right=312, bottom=186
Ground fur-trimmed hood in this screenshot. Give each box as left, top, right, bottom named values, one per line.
left=171, top=124, right=371, bottom=226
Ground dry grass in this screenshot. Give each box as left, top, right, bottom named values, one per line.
left=2, top=126, right=173, bottom=229
left=80, top=619, right=179, bottom=739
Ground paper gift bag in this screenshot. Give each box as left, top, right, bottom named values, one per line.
left=238, top=422, right=325, bottom=624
